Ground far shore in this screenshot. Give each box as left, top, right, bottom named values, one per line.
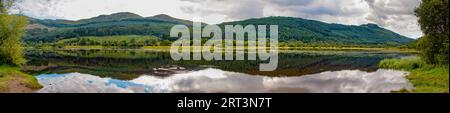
left=26, top=45, right=419, bottom=53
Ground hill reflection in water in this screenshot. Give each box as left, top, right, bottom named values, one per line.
left=25, top=49, right=413, bottom=79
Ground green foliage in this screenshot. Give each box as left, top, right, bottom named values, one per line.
left=416, top=0, right=449, bottom=35
left=0, top=1, right=27, bottom=66
left=221, top=17, right=413, bottom=46
left=379, top=57, right=426, bottom=70
left=415, top=0, right=449, bottom=65
left=0, top=0, right=14, bottom=14
left=379, top=58, right=449, bottom=93
left=416, top=35, right=449, bottom=64
left=56, top=35, right=161, bottom=47
left=159, top=40, right=172, bottom=46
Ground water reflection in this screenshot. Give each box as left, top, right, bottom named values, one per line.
left=25, top=49, right=412, bottom=79
left=36, top=68, right=413, bottom=93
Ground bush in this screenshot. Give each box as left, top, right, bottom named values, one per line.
left=416, top=35, right=449, bottom=65
left=0, top=14, right=28, bottom=66
left=379, top=57, right=426, bottom=70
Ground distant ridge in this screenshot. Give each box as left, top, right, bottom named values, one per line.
left=78, top=12, right=143, bottom=23
left=221, top=16, right=413, bottom=45
left=148, top=14, right=194, bottom=25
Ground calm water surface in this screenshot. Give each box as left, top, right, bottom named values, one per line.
left=25, top=49, right=415, bottom=93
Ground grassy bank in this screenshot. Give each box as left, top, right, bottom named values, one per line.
left=0, top=65, right=42, bottom=93
left=379, top=58, right=449, bottom=93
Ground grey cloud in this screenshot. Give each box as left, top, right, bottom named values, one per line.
left=180, top=0, right=266, bottom=20
left=180, top=0, right=368, bottom=21
left=275, top=0, right=367, bottom=16
left=180, top=6, right=195, bottom=14
left=269, top=0, right=314, bottom=6
left=225, top=1, right=265, bottom=19
left=366, top=0, right=418, bottom=15
left=180, top=0, right=227, bottom=3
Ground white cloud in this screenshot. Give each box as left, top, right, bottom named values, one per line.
left=365, top=0, right=422, bottom=38
left=13, top=0, right=196, bottom=20
left=13, top=0, right=423, bottom=38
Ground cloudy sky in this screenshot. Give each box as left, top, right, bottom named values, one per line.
left=12, top=0, right=422, bottom=38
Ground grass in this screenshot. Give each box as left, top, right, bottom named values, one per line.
left=57, top=35, right=160, bottom=44
left=63, top=45, right=104, bottom=49
left=279, top=46, right=417, bottom=52
left=48, top=45, right=418, bottom=54
left=56, top=35, right=160, bottom=47
left=142, top=46, right=172, bottom=51
left=379, top=57, right=449, bottom=93
left=0, top=65, right=43, bottom=93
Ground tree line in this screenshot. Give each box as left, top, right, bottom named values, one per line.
left=55, top=36, right=173, bottom=47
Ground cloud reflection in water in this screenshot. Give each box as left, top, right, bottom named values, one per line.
left=36, top=68, right=413, bottom=93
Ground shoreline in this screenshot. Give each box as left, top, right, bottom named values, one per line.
left=379, top=58, right=449, bottom=93
left=0, top=65, right=43, bottom=93
left=27, top=46, right=418, bottom=53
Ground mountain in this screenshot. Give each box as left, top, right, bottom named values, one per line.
left=25, top=12, right=195, bottom=42
left=76, top=12, right=143, bottom=24
left=220, top=17, right=413, bottom=45
left=27, top=12, right=192, bottom=28
left=24, top=12, right=414, bottom=46
left=148, top=14, right=193, bottom=25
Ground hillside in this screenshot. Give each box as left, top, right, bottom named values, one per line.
left=24, top=12, right=193, bottom=43
left=221, top=17, right=413, bottom=45
left=23, top=12, right=414, bottom=46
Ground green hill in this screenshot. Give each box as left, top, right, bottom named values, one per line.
left=24, top=12, right=193, bottom=43
left=23, top=12, right=414, bottom=46
left=221, top=17, right=413, bottom=45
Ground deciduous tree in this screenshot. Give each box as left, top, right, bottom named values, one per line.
left=0, top=0, right=27, bottom=65
left=415, top=0, right=449, bottom=65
